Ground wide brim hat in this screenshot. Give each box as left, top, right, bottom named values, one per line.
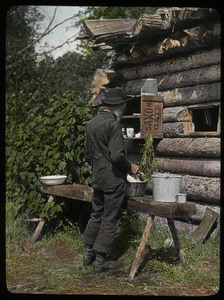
left=101, top=87, right=132, bottom=106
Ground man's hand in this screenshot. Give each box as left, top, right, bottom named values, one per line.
left=131, top=164, right=139, bottom=174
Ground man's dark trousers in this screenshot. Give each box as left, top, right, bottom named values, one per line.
left=82, top=183, right=125, bottom=254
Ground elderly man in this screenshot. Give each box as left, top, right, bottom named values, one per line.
left=82, top=87, right=139, bottom=272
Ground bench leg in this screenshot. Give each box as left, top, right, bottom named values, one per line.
left=167, top=218, right=186, bottom=266
left=129, top=215, right=154, bottom=280
left=31, top=195, right=54, bottom=243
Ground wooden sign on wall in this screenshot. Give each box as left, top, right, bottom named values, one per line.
left=141, top=95, right=163, bottom=138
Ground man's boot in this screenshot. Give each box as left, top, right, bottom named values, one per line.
left=92, top=251, right=122, bottom=272
left=83, top=244, right=96, bottom=266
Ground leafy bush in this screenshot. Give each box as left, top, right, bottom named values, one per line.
left=6, top=92, right=93, bottom=220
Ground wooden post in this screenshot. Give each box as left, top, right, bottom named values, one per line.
left=129, top=215, right=154, bottom=280
left=31, top=195, right=54, bottom=244
left=31, top=218, right=45, bottom=244
left=167, top=218, right=186, bottom=266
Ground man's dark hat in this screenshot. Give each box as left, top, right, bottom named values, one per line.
left=101, top=87, right=132, bottom=106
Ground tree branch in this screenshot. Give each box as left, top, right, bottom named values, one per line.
left=17, top=7, right=78, bottom=56
left=31, top=34, right=78, bottom=57
left=17, top=7, right=58, bottom=55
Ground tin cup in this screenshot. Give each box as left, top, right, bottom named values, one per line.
left=127, top=128, right=135, bottom=138
left=175, top=193, right=187, bottom=203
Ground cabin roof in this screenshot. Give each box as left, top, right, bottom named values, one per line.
left=83, top=7, right=219, bottom=50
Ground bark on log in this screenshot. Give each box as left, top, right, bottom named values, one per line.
left=154, top=137, right=221, bottom=158
left=163, top=107, right=190, bottom=122
left=157, top=157, right=220, bottom=177
left=159, top=82, right=220, bottom=107
left=163, top=122, right=192, bottom=137
left=116, top=23, right=220, bottom=65
left=133, top=14, right=171, bottom=36
left=181, top=175, right=220, bottom=204
left=119, top=48, right=221, bottom=81
left=123, top=65, right=220, bottom=94
left=157, top=64, right=220, bottom=91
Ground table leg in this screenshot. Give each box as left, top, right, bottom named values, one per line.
left=167, top=218, right=186, bottom=266
left=129, top=215, right=154, bottom=280
left=31, top=195, right=54, bottom=243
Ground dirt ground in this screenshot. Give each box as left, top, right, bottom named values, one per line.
left=6, top=238, right=220, bottom=296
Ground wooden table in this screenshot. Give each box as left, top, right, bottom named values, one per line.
left=37, top=184, right=196, bottom=279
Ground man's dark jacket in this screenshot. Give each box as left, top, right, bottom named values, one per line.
left=84, top=111, right=132, bottom=192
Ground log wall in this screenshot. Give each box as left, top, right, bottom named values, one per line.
left=119, top=28, right=220, bottom=205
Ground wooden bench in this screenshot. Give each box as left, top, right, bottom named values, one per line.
left=37, top=183, right=196, bottom=279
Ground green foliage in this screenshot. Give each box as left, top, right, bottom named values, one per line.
left=79, top=6, right=159, bottom=21
left=6, top=201, right=31, bottom=254
left=5, top=5, right=105, bottom=224
left=139, top=133, right=161, bottom=183
left=37, top=51, right=106, bottom=100
left=6, top=6, right=43, bottom=126
left=6, top=92, right=93, bottom=219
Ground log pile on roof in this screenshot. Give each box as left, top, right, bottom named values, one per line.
left=83, top=7, right=219, bottom=55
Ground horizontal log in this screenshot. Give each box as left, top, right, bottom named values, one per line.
left=154, top=137, right=221, bottom=158
left=133, top=14, right=171, bottom=35
left=157, top=157, right=220, bottom=177
left=119, top=48, right=221, bottom=80
left=127, top=196, right=196, bottom=218
left=157, top=64, right=220, bottom=91
left=116, top=23, right=220, bottom=65
left=163, top=106, right=190, bottom=122
left=123, top=65, right=220, bottom=95
left=163, top=122, right=192, bottom=137
left=159, top=82, right=220, bottom=107
left=163, top=121, right=220, bottom=137
left=181, top=175, right=220, bottom=204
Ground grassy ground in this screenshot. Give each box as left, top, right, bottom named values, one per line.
left=5, top=202, right=220, bottom=296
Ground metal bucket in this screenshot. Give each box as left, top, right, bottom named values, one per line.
left=152, top=172, right=182, bottom=202
left=125, top=180, right=148, bottom=197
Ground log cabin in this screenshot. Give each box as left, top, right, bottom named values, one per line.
left=81, top=7, right=221, bottom=215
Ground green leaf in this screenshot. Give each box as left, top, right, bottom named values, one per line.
left=58, top=161, right=66, bottom=171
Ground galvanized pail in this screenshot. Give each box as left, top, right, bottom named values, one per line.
left=152, top=172, right=182, bottom=202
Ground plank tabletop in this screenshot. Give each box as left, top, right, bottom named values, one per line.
left=40, top=184, right=197, bottom=218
